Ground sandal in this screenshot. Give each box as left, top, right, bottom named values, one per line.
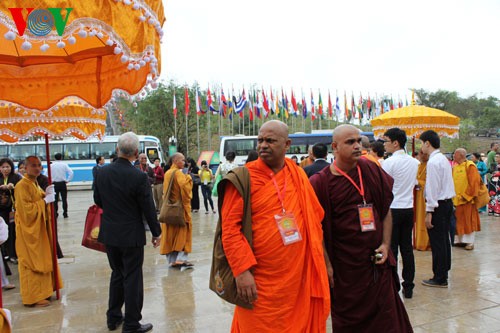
left=2, top=284, right=15, bottom=290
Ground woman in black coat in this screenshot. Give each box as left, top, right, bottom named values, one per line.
left=186, top=158, right=200, bottom=212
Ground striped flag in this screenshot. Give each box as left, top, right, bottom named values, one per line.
left=327, top=91, right=333, bottom=119
left=173, top=93, right=177, bottom=118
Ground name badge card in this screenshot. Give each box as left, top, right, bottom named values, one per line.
left=358, top=204, right=376, bottom=232
left=275, top=212, right=302, bottom=245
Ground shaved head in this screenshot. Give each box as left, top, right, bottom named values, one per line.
left=332, top=125, right=360, bottom=143
left=172, top=153, right=184, bottom=162
left=455, top=148, right=466, bottom=157
left=172, top=153, right=186, bottom=169
left=260, top=120, right=289, bottom=139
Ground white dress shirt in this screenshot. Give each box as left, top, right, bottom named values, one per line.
left=51, top=161, right=74, bottom=182
left=382, top=149, right=420, bottom=209
left=424, top=150, right=455, bottom=212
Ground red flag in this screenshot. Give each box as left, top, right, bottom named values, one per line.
left=184, top=87, right=190, bottom=115
left=207, top=87, right=213, bottom=108
left=291, top=90, right=298, bottom=113
left=173, top=93, right=177, bottom=118
left=262, top=88, right=270, bottom=114
left=351, top=94, right=356, bottom=118
left=328, top=91, right=333, bottom=118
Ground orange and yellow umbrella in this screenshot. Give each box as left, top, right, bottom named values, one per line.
left=0, top=97, right=106, bottom=143
left=0, top=0, right=165, bottom=109
left=370, top=105, right=460, bottom=139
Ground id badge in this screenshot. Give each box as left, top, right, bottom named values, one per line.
left=275, top=212, right=302, bottom=245
left=358, top=204, right=376, bottom=232
left=204, top=180, right=208, bottom=185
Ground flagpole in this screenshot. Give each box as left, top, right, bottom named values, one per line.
left=208, top=108, right=211, bottom=151
left=196, top=113, right=200, bottom=157
left=185, top=112, right=188, bottom=158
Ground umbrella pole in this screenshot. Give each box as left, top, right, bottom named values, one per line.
left=45, top=134, right=61, bottom=300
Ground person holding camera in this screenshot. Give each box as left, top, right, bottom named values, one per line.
left=198, top=160, right=216, bottom=214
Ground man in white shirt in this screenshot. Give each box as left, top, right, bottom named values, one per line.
left=382, top=128, right=420, bottom=298
left=419, top=130, right=456, bottom=288
left=51, top=153, right=74, bottom=218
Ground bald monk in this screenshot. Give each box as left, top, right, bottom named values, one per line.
left=452, top=148, right=481, bottom=250
left=160, top=153, right=194, bottom=267
left=299, top=146, right=314, bottom=168
left=221, top=120, right=330, bottom=332
left=415, top=149, right=431, bottom=251
left=310, top=125, right=413, bottom=332
left=360, top=135, right=380, bottom=166
left=14, top=156, right=63, bottom=307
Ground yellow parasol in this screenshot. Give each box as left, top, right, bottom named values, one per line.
left=0, top=97, right=106, bottom=143
left=370, top=105, right=460, bottom=139
left=0, top=0, right=164, bottom=109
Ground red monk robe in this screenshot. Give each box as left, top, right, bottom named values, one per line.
left=310, top=158, right=413, bottom=333
left=221, top=158, right=330, bottom=332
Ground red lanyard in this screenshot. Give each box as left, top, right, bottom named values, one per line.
left=333, top=162, right=366, bottom=204
left=271, top=174, right=287, bottom=213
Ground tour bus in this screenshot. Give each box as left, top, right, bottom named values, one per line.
left=219, top=131, right=375, bottom=165
left=0, top=135, right=165, bottom=187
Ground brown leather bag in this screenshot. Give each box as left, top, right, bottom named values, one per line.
left=209, top=167, right=253, bottom=309
left=159, top=170, right=186, bottom=227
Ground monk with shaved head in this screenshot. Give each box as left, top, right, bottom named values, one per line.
left=310, top=124, right=413, bottom=332
left=159, top=152, right=194, bottom=268
left=220, top=120, right=330, bottom=332
left=452, top=147, right=481, bottom=250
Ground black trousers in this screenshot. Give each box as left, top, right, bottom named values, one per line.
left=427, top=199, right=453, bottom=283
left=54, top=181, right=68, bottom=216
left=201, top=184, right=214, bottom=211
left=390, top=208, right=415, bottom=290
left=106, top=245, right=144, bottom=331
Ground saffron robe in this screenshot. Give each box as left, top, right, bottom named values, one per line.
left=310, top=158, right=413, bottom=333
left=159, top=165, right=193, bottom=254
left=452, top=161, right=481, bottom=236
left=221, top=158, right=330, bottom=332
left=14, top=177, right=63, bottom=305
left=415, top=162, right=431, bottom=251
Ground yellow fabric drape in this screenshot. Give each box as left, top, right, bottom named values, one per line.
left=414, top=163, right=430, bottom=251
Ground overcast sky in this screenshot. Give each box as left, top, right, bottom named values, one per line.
left=161, top=0, right=500, bottom=101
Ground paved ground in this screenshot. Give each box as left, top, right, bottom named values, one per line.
left=3, top=190, right=500, bottom=332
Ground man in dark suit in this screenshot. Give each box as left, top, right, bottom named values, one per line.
left=304, top=143, right=330, bottom=178
left=94, top=132, right=161, bottom=333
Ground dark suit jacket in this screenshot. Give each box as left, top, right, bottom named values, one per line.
left=304, top=159, right=330, bottom=178
left=94, top=157, right=161, bottom=247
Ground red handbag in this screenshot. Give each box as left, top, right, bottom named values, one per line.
left=81, top=205, right=106, bottom=253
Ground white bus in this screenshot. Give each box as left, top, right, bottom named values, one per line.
left=219, top=131, right=375, bottom=165
left=0, top=135, right=165, bottom=186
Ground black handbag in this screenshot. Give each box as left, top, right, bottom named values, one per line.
left=159, top=170, right=186, bottom=227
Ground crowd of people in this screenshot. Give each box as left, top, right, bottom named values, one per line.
left=1, top=123, right=496, bottom=332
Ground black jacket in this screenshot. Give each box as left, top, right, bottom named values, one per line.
left=94, top=157, right=161, bottom=247
left=304, top=159, right=330, bottom=178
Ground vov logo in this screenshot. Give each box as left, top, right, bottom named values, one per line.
left=8, top=8, right=73, bottom=37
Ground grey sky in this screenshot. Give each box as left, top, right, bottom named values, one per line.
left=161, top=0, right=500, bottom=101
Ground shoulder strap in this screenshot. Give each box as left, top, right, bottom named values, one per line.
left=217, top=166, right=252, bottom=247
left=165, top=170, right=181, bottom=201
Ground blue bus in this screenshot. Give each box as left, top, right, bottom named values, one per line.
left=0, top=135, right=165, bottom=187
left=219, top=130, right=375, bottom=165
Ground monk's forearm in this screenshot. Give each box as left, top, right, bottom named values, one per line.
left=382, top=210, right=392, bottom=247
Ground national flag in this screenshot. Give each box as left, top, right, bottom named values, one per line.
left=351, top=93, right=355, bottom=119
left=291, top=90, right=298, bottom=114
left=270, top=88, right=275, bottom=114
left=196, top=88, right=205, bottom=115
left=184, top=87, right=190, bottom=115
left=173, top=93, right=177, bottom=118
left=262, top=88, right=270, bottom=115
left=233, top=89, right=247, bottom=114
left=318, top=90, right=323, bottom=117
left=344, top=91, right=349, bottom=120
left=248, top=95, right=254, bottom=121
left=207, top=87, right=213, bottom=108
left=358, top=93, right=363, bottom=120
left=301, top=95, right=307, bottom=119
left=327, top=91, right=333, bottom=119
left=335, top=93, right=341, bottom=119
left=367, top=94, right=372, bottom=119
left=390, top=96, right=394, bottom=110
left=253, top=91, right=261, bottom=119
left=310, top=91, right=316, bottom=121
left=380, top=98, right=384, bottom=115
left=219, top=88, right=227, bottom=117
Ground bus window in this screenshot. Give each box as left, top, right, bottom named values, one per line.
left=9, top=144, right=36, bottom=162
left=0, top=145, right=8, bottom=159
left=145, top=147, right=159, bottom=164
left=37, top=144, right=63, bottom=161
left=90, top=142, right=116, bottom=159
left=224, top=139, right=257, bottom=157
left=64, top=143, right=90, bottom=160
left=287, top=137, right=307, bottom=155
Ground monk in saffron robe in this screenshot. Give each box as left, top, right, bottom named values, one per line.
left=310, top=125, right=413, bottom=332
left=452, top=148, right=481, bottom=250
left=160, top=153, right=194, bottom=267
left=221, top=120, right=330, bottom=332
left=415, top=150, right=431, bottom=251
left=14, top=156, right=63, bottom=307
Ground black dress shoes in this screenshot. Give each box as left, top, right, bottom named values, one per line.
left=107, top=317, right=124, bottom=331
left=403, top=288, right=413, bottom=299
left=122, top=323, right=153, bottom=333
